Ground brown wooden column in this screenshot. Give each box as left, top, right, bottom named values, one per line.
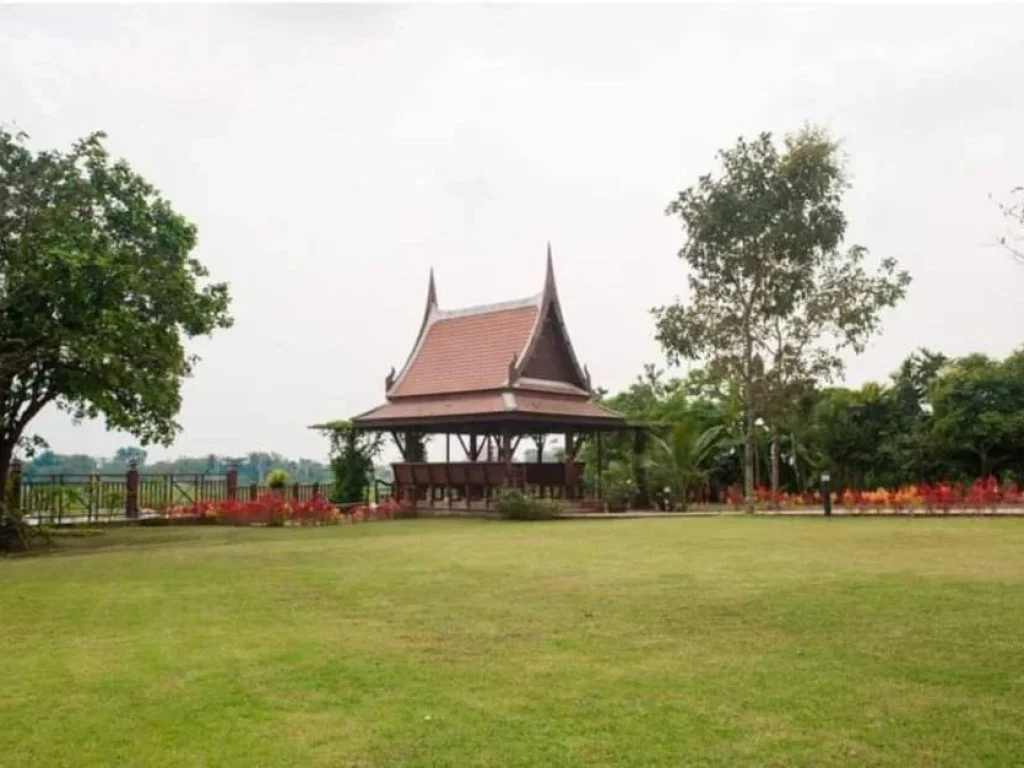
left=563, top=431, right=574, bottom=500
left=532, top=434, right=544, bottom=497
left=126, top=461, right=140, bottom=519
left=446, top=433, right=452, bottom=509
left=501, top=429, right=512, bottom=483
left=596, top=431, right=603, bottom=501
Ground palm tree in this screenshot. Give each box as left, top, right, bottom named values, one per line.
left=650, top=420, right=728, bottom=510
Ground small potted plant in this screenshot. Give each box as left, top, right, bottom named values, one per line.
left=266, top=469, right=289, bottom=494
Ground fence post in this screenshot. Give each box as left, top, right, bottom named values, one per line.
left=249, top=482, right=258, bottom=501
left=126, top=460, right=140, bottom=519
left=7, top=458, right=23, bottom=516
left=227, top=464, right=238, bottom=501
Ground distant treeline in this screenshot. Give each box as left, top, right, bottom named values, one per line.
left=22, top=448, right=333, bottom=485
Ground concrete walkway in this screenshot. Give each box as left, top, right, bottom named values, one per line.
left=559, top=507, right=1024, bottom=519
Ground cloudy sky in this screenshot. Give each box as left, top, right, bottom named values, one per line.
left=2, top=3, right=1023, bottom=463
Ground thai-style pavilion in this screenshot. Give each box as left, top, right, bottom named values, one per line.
left=348, top=246, right=643, bottom=508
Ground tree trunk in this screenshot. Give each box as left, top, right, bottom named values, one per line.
left=743, top=389, right=755, bottom=511
left=770, top=425, right=781, bottom=505
left=0, top=440, right=26, bottom=552
left=792, top=434, right=804, bottom=492
left=0, top=440, right=12, bottom=518
left=742, top=326, right=756, bottom=512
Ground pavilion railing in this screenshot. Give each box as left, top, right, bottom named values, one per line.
left=389, top=461, right=586, bottom=507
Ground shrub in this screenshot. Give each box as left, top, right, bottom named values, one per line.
left=493, top=487, right=558, bottom=521
left=266, top=469, right=289, bottom=491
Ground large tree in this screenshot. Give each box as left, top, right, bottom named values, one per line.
left=757, top=241, right=909, bottom=495
left=929, top=351, right=1024, bottom=478
left=653, top=127, right=909, bottom=506
left=0, top=129, right=232, bottom=537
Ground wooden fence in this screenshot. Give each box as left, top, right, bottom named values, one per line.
left=8, top=461, right=331, bottom=525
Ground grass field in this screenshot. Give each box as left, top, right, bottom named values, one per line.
left=2, top=518, right=1024, bottom=767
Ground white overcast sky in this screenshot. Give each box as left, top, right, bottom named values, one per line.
left=2, top=3, right=1023, bottom=463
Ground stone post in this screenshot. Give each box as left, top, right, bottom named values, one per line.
left=126, top=460, right=140, bottom=519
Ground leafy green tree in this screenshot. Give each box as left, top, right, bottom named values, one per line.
left=878, top=349, right=948, bottom=483
left=322, top=421, right=385, bottom=504
left=649, top=420, right=728, bottom=509
left=929, top=351, right=1024, bottom=478
left=810, top=384, right=891, bottom=489
left=758, top=240, right=909, bottom=494
left=0, top=128, right=232, bottom=538
left=653, top=128, right=846, bottom=504
left=23, top=451, right=97, bottom=476
left=654, top=127, right=909, bottom=505
left=112, top=446, right=148, bottom=469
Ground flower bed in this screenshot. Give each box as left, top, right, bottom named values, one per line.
left=157, top=494, right=416, bottom=526
left=740, top=476, right=1024, bottom=513
left=347, top=498, right=414, bottom=523
left=162, top=493, right=339, bottom=526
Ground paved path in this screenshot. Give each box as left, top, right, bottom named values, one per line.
left=559, top=507, right=1024, bottom=519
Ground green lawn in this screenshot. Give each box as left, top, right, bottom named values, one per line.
left=2, top=519, right=1024, bottom=767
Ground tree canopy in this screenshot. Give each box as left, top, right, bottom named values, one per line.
left=593, top=346, right=1024, bottom=506
left=0, top=128, right=232, bottom=525
left=653, top=127, right=910, bottom=505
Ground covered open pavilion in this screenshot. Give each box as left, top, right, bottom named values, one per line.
left=341, top=247, right=649, bottom=509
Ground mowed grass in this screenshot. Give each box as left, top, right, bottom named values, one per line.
left=2, top=519, right=1024, bottom=767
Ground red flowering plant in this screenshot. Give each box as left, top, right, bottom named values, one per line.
left=162, top=500, right=217, bottom=523
left=291, top=495, right=339, bottom=525
left=161, top=492, right=339, bottom=526
left=348, top=497, right=414, bottom=523
left=742, top=477, right=1024, bottom=514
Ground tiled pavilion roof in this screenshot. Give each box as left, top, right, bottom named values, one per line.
left=349, top=246, right=627, bottom=432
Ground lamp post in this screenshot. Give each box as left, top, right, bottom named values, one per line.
left=821, top=472, right=832, bottom=516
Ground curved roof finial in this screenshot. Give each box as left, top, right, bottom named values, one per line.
left=544, top=242, right=557, bottom=298
left=426, top=267, right=438, bottom=308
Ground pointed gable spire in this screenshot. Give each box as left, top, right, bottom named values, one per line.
left=543, top=242, right=557, bottom=300
left=388, top=268, right=439, bottom=397
left=419, top=266, right=438, bottom=334
left=426, top=267, right=438, bottom=309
